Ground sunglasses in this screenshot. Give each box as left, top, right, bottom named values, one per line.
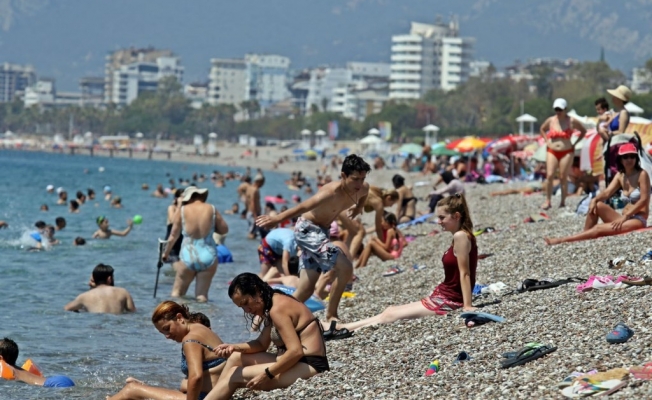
left=554, top=108, right=563, bottom=112
left=620, top=154, right=637, bottom=160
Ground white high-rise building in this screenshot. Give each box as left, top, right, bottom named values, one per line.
left=0, top=63, right=36, bottom=103
left=390, top=18, right=474, bottom=99
left=106, top=54, right=183, bottom=105
left=207, top=54, right=290, bottom=110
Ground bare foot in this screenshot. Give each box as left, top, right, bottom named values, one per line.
left=541, top=202, right=551, bottom=210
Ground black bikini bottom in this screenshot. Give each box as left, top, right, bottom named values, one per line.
left=299, top=355, right=330, bottom=373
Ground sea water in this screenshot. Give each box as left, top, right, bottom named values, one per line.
left=0, top=150, right=301, bottom=399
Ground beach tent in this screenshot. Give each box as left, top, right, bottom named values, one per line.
left=515, top=114, right=537, bottom=135
left=397, top=143, right=423, bottom=155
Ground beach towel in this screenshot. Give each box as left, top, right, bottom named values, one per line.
left=397, top=213, right=433, bottom=229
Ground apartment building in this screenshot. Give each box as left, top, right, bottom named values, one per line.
left=0, top=63, right=36, bottom=102
left=389, top=18, right=474, bottom=99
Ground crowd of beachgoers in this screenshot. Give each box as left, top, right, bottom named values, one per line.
left=3, top=84, right=652, bottom=399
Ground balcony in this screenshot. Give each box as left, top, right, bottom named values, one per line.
left=391, top=45, right=422, bottom=53
left=391, top=54, right=422, bottom=63
left=389, top=81, right=420, bottom=91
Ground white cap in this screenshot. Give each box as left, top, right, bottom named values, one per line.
left=552, top=98, right=567, bottom=110
left=56, top=187, right=64, bottom=194
left=46, top=185, right=54, bottom=191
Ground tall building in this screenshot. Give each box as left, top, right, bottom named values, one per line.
left=104, top=48, right=183, bottom=105
left=207, top=54, right=290, bottom=110
left=79, top=77, right=105, bottom=107
left=0, top=63, right=36, bottom=102
left=389, top=18, right=474, bottom=99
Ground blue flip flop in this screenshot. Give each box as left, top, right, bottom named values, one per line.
left=606, top=322, right=634, bottom=344
left=460, top=312, right=506, bottom=323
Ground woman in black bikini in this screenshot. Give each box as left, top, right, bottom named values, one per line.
left=205, top=273, right=328, bottom=400
left=392, top=174, right=417, bottom=223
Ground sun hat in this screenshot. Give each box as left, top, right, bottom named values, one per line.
left=618, top=143, right=638, bottom=156
left=181, top=186, right=208, bottom=203
left=552, top=98, right=567, bottom=110
left=607, top=85, right=632, bottom=102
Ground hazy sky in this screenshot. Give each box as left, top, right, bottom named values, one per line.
left=1, top=0, right=651, bottom=91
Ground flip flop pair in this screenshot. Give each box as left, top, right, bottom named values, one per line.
left=322, top=321, right=354, bottom=341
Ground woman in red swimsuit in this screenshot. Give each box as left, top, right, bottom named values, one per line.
left=333, top=194, right=477, bottom=333
left=539, top=98, right=586, bottom=209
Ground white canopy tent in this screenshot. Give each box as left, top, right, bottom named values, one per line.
left=208, top=132, right=218, bottom=139
left=359, top=134, right=386, bottom=153
left=515, top=113, right=537, bottom=135
left=367, top=128, right=380, bottom=136
left=422, top=124, right=440, bottom=146
left=625, top=102, right=644, bottom=115
left=314, top=129, right=326, bottom=145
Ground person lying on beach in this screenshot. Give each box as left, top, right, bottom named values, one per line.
left=107, top=302, right=225, bottom=400
left=545, top=143, right=650, bottom=245
left=64, top=264, right=135, bottom=314
left=356, top=213, right=404, bottom=268
left=0, top=337, right=75, bottom=388
left=330, top=194, right=477, bottom=333
left=257, top=228, right=298, bottom=278
left=256, top=154, right=370, bottom=322
left=203, top=273, right=328, bottom=400
left=92, top=216, right=133, bottom=239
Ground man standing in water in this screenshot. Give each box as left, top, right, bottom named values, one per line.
left=256, top=154, right=370, bottom=322
left=64, top=264, right=136, bottom=314
left=246, top=174, right=265, bottom=239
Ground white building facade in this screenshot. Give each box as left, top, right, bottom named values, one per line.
left=24, top=79, right=82, bottom=108
left=107, top=56, right=184, bottom=105
left=632, top=67, right=652, bottom=94
left=207, top=54, right=290, bottom=110
left=389, top=19, right=474, bottom=99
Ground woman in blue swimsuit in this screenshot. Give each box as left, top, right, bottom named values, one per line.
left=163, top=187, right=229, bottom=302
left=108, top=301, right=226, bottom=400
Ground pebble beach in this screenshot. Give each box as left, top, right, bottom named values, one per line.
left=240, top=181, right=652, bottom=399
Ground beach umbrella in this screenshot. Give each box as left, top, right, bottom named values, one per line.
left=314, top=130, right=326, bottom=136
left=397, top=143, right=423, bottom=155
left=360, top=135, right=383, bottom=144
left=208, top=132, right=218, bottom=139
left=367, top=128, right=380, bottom=136
left=305, top=149, right=318, bottom=160
left=300, top=129, right=311, bottom=136
left=447, top=137, right=487, bottom=153
left=431, top=146, right=460, bottom=156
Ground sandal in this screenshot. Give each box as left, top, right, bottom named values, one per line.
left=501, top=343, right=557, bottom=369
left=324, top=327, right=354, bottom=341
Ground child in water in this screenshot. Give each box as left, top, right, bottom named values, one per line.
left=92, top=216, right=132, bottom=239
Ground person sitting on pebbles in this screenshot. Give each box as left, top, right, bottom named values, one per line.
left=545, top=143, right=650, bottom=245
left=92, top=216, right=133, bottom=239
left=325, top=194, right=477, bottom=335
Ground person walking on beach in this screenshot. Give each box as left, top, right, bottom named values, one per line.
left=539, top=98, right=586, bottom=210
left=330, top=194, right=476, bottom=333
left=163, top=186, right=229, bottom=303
left=92, top=216, right=133, bottom=239
left=64, top=264, right=136, bottom=314
left=256, top=154, right=370, bottom=323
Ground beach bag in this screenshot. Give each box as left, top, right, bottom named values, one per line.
left=576, top=193, right=593, bottom=215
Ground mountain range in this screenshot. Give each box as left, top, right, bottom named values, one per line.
left=1, top=0, right=651, bottom=91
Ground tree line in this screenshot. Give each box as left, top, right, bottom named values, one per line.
left=1, top=60, right=651, bottom=142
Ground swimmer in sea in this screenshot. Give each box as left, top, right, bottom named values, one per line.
left=57, top=191, right=67, bottom=205
left=64, top=264, right=136, bottom=314
left=73, top=237, right=86, bottom=246
left=0, top=338, right=75, bottom=388
left=110, top=196, right=123, bottom=208
left=55, top=217, right=66, bottom=231
left=40, top=204, right=49, bottom=212
left=69, top=200, right=80, bottom=213
left=92, top=216, right=133, bottom=239
left=224, top=203, right=239, bottom=215
left=0, top=220, right=7, bottom=229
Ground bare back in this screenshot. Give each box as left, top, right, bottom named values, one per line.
left=72, top=286, right=135, bottom=314
left=245, top=185, right=261, bottom=216
left=302, top=181, right=369, bottom=228
left=182, top=202, right=216, bottom=239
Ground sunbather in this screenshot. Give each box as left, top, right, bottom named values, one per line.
left=329, top=194, right=477, bottom=333
left=355, top=213, right=404, bottom=268
left=545, top=143, right=650, bottom=245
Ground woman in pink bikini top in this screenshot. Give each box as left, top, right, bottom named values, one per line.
left=539, top=98, right=586, bottom=210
